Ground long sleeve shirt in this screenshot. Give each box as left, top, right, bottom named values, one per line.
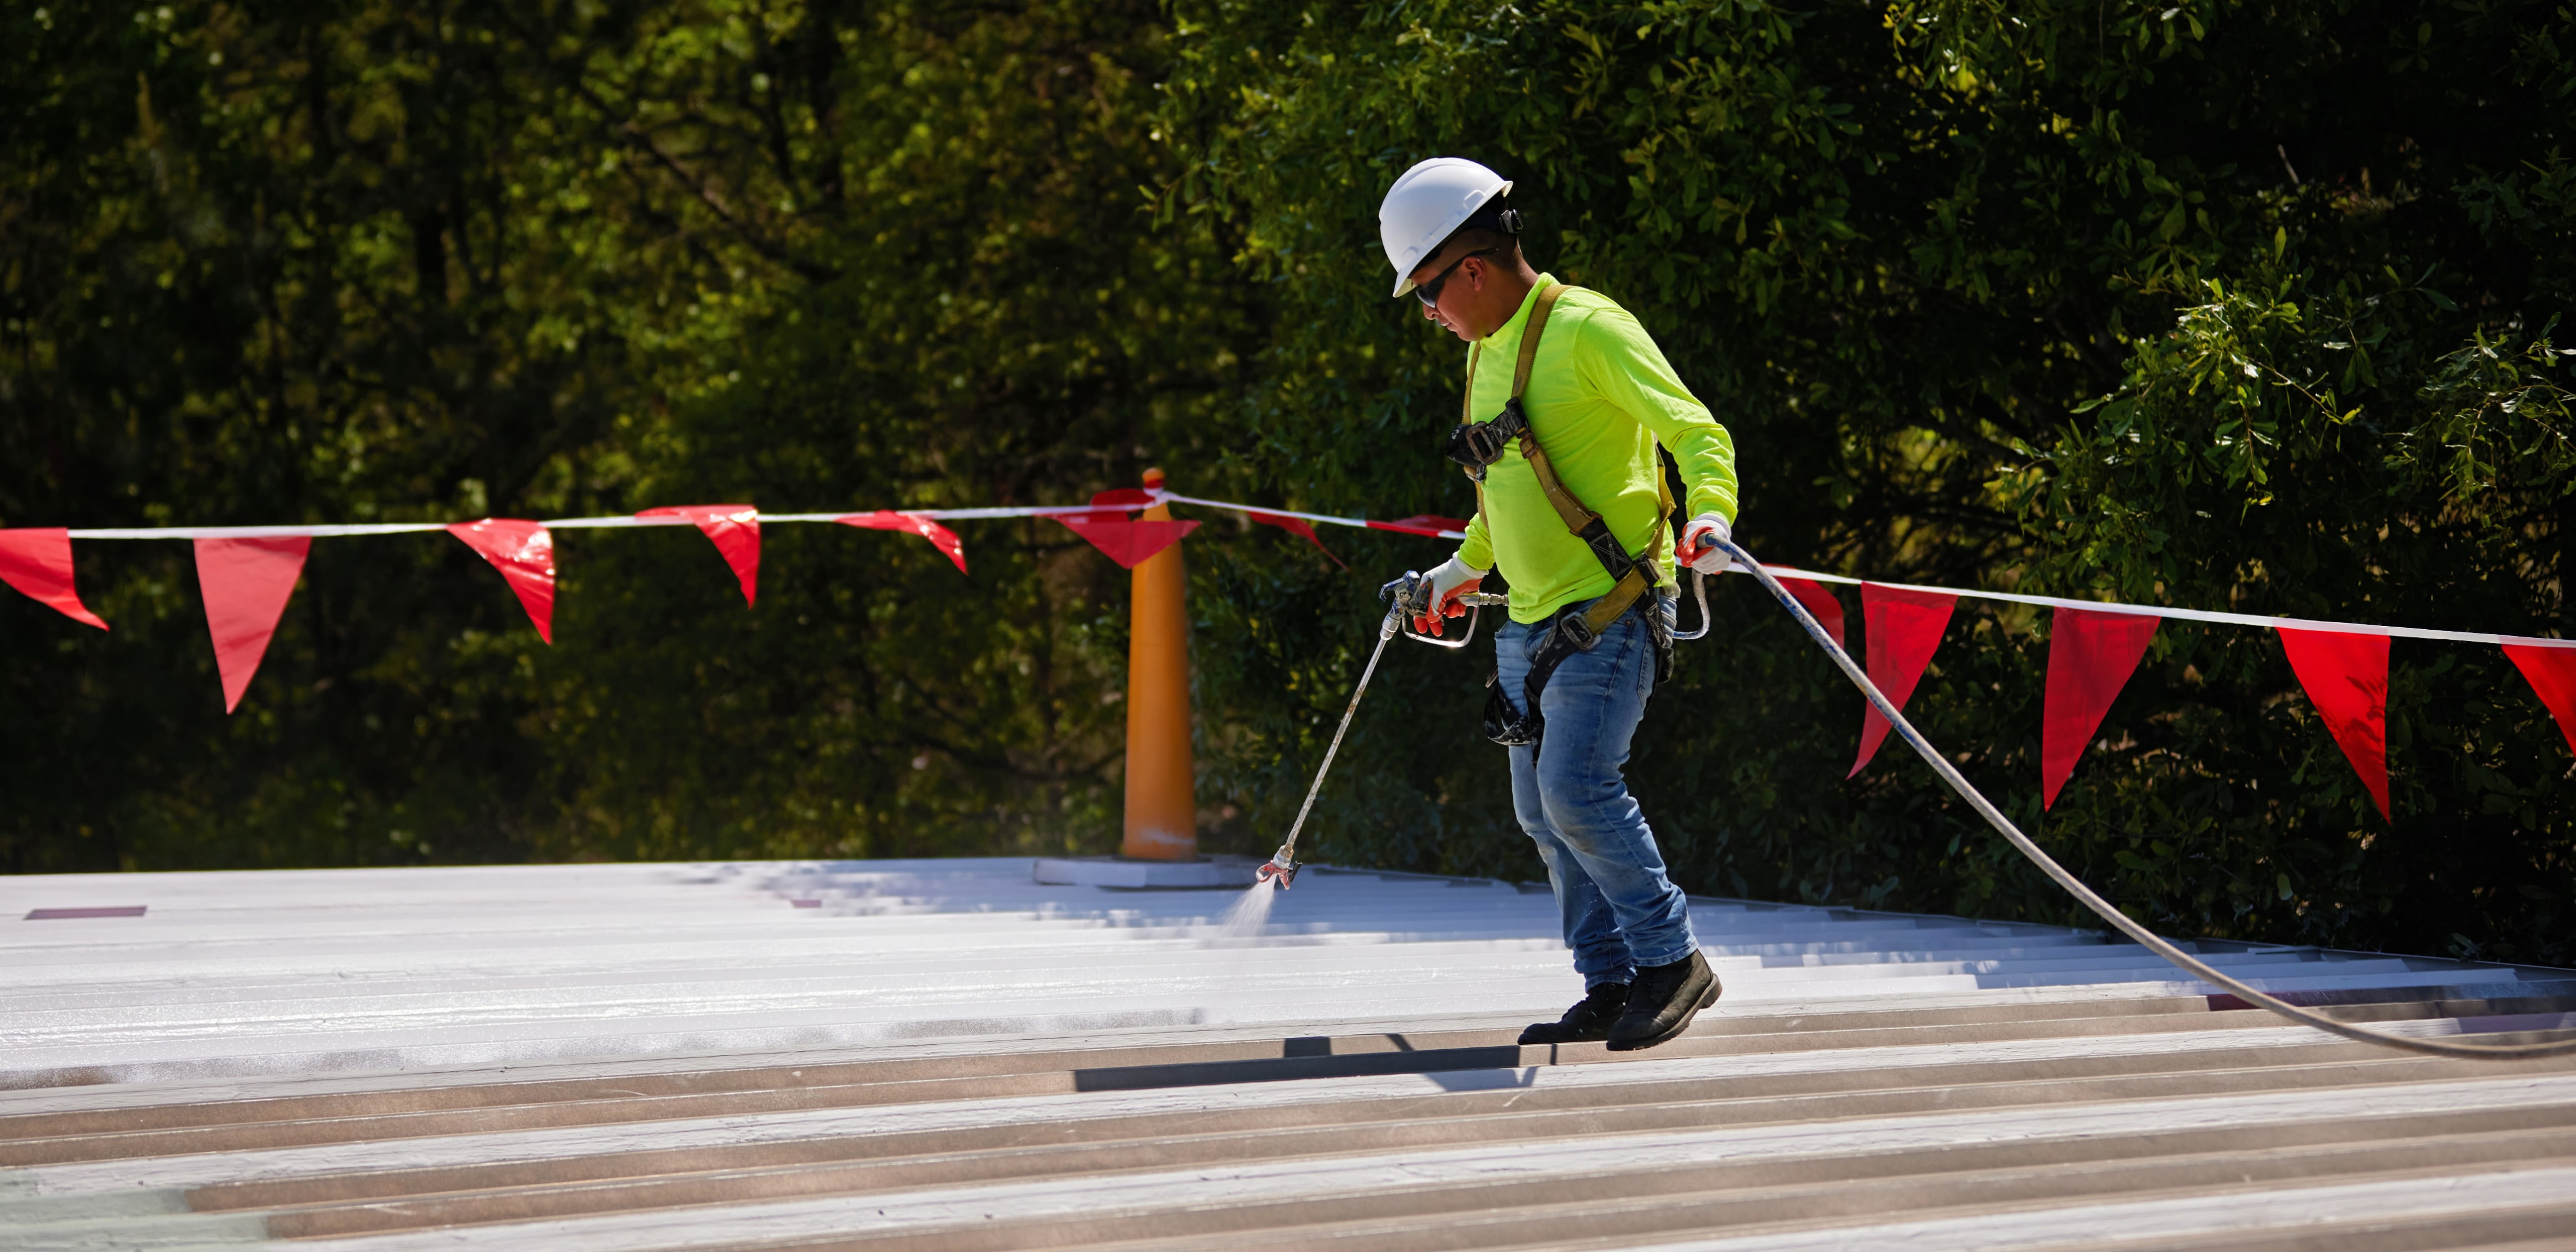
left=1455, top=276, right=1738, bottom=624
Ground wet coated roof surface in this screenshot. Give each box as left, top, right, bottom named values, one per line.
left=4, top=858, right=2573, bottom=1251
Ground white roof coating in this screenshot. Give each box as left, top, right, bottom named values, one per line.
left=4, top=858, right=2573, bottom=1251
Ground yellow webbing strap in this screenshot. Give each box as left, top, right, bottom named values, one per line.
left=1573, top=469, right=1673, bottom=637
left=1509, top=287, right=1599, bottom=536
left=1509, top=284, right=1560, bottom=395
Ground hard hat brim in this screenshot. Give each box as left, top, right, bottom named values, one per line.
left=1385, top=175, right=1512, bottom=299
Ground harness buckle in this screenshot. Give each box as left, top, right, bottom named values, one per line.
left=1552, top=611, right=1599, bottom=653
left=1443, top=398, right=1530, bottom=473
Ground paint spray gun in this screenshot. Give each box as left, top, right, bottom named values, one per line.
left=1257, top=571, right=1507, bottom=889
left=1257, top=552, right=1714, bottom=889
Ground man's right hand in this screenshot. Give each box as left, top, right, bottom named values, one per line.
left=1406, top=557, right=1488, bottom=637
left=1677, top=513, right=1733, bottom=575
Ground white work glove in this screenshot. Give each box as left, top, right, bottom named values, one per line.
left=1677, top=513, right=1733, bottom=575
left=1414, top=555, right=1488, bottom=637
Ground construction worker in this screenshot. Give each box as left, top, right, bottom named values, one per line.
left=1378, top=158, right=1738, bottom=1052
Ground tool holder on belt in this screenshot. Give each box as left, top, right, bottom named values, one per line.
left=1442, top=281, right=1675, bottom=748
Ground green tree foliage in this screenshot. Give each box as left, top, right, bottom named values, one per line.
left=6, top=0, right=2572, bottom=963
left=1162, top=0, right=2576, bottom=961
left=1, top=0, right=1264, bottom=870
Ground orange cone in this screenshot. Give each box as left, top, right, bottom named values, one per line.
left=1122, top=468, right=1198, bottom=859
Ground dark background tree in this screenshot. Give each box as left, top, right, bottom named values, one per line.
left=1, top=0, right=1269, bottom=870
left=5, top=0, right=2570, bottom=963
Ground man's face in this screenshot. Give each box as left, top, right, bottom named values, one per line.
left=1409, top=249, right=1490, bottom=342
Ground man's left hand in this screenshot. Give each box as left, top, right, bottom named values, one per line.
left=1677, top=513, right=1733, bottom=575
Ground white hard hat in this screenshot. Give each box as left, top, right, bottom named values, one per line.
left=1378, top=157, right=1513, bottom=298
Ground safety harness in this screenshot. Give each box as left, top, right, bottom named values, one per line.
left=1444, top=281, right=1674, bottom=747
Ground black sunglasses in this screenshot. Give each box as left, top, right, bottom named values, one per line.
left=1415, top=247, right=1497, bottom=308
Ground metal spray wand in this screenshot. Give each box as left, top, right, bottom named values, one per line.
left=1257, top=595, right=1408, bottom=889
left=1259, top=572, right=1503, bottom=887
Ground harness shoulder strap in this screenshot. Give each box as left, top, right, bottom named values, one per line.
left=1511, top=282, right=1564, bottom=399
left=1455, top=280, right=1564, bottom=438
left=1459, top=344, right=1483, bottom=429
left=1508, top=287, right=1601, bottom=538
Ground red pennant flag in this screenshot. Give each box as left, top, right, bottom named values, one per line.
left=1247, top=510, right=1346, bottom=568
left=2277, top=627, right=2391, bottom=819
left=836, top=511, right=969, bottom=574
left=2040, top=607, right=2160, bottom=809
left=193, top=536, right=309, bottom=714
left=0, top=528, right=109, bottom=630
left=1776, top=576, right=1846, bottom=649
left=1366, top=515, right=1472, bottom=537
left=446, top=520, right=556, bottom=643
left=1056, top=516, right=1198, bottom=569
left=1852, top=583, right=1957, bottom=777
left=1088, top=488, right=1157, bottom=511
left=638, top=505, right=759, bottom=607
left=2503, top=644, right=2576, bottom=757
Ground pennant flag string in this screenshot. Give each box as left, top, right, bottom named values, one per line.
left=63, top=499, right=1191, bottom=540
left=22, top=488, right=2576, bottom=811
left=1157, top=492, right=1473, bottom=540
left=1746, top=568, right=2572, bottom=649
left=68, top=522, right=452, bottom=539
left=22, top=487, right=2576, bottom=652
left=753, top=500, right=1159, bottom=524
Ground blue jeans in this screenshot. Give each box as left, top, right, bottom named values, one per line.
left=1495, top=595, right=1696, bottom=988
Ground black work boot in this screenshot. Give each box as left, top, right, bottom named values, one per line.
left=1517, top=982, right=1630, bottom=1045
left=1605, top=950, right=1719, bottom=1052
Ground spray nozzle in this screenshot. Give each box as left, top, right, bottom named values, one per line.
left=1256, top=846, right=1300, bottom=890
